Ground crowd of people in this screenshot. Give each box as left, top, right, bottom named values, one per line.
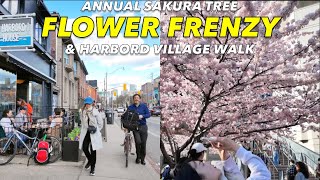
left=161, top=137, right=317, bottom=180
left=1, top=96, right=317, bottom=179
left=0, top=98, right=69, bottom=149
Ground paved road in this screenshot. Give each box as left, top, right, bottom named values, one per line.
left=114, top=113, right=160, bottom=169
left=145, top=116, right=160, bottom=167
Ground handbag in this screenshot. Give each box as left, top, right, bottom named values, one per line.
left=87, top=114, right=97, bottom=134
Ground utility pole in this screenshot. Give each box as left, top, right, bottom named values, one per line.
left=104, top=72, right=108, bottom=142
left=151, top=73, right=154, bottom=108
left=105, top=72, right=108, bottom=108
left=104, top=77, right=106, bottom=109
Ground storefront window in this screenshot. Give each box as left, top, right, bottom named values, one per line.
left=0, top=69, right=16, bottom=118
left=28, top=81, right=42, bottom=118
left=1, top=0, right=18, bottom=14
left=35, top=22, right=47, bottom=49
left=63, top=45, right=69, bottom=64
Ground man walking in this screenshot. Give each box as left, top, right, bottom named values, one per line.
left=128, top=94, right=150, bottom=165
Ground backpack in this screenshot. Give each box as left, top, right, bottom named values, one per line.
left=121, top=110, right=139, bottom=131
left=34, top=135, right=51, bottom=164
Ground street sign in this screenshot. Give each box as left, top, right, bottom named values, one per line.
left=0, top=14, right=34, bottom=51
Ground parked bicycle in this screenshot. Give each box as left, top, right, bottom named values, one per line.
left=0, top=122, right=62, bottom=165
left=123, top=128, right=134, bottom=168
left=120, top=109, right=139, bottom=168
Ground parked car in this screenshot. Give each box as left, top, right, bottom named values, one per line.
left=150, top=106, right=160, bottom=116
left=117, top=107, right=125, bottom=113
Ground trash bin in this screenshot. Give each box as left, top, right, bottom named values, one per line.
left=106, top=112, right=114, bottom=124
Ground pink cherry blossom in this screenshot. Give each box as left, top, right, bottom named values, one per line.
left=160, top=1, right=320, bottom=166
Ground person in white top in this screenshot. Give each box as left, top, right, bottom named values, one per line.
left=48, top=108, right=63, bottom=138
left=209, top=137, right=271, bottom=180
left=176, top=137, right=271, bottom=180
left=0, top=109, right=14, bottom=136
left=15, top=106, right=28, bottom=131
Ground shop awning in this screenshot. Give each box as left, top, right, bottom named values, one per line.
left=7, top=52, right=56, bottom=84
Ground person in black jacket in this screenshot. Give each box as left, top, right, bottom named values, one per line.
left=287, top=160, right=297, bottom=180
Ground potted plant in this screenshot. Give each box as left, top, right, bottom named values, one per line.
left=62, top=128, right=81, bottom=162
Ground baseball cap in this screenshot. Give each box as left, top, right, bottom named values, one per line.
left=84, top=96, right=94, bottom=105
left=191, top=143, right=207, bottom=153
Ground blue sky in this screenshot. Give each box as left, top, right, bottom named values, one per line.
left=44, top=1, right=160, bottom=92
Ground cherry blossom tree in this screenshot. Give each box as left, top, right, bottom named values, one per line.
left=160, top=1, right=320, bottom=166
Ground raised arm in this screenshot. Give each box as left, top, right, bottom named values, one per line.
left=208, top=137, right=271, bottom=180
left=94, top=109, right=103, bottom=131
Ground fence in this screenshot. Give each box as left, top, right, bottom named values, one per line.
left=0, top=113, right=78, bottom=154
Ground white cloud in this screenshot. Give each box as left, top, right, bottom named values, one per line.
left=65, top=13, right=159, bottom=67
left=63, top=12, right=159, bottom=91
left=133, top=61, right=159, bottom=71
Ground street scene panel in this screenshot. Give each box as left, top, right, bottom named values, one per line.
left=160, top=1, right=320, bottom=180
left=0, top=0, right=160, bottom=179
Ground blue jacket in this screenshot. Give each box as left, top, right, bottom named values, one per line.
left=128, top=103, right=150, bottom=125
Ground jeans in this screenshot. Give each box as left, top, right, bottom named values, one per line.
left=273, top=150, right=279, bottom=166
left=82, top=131, right=96, bottom=170
left=133, top=125, right=148, bottom=161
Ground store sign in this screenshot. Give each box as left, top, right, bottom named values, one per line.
left=0, top=16, right=33, bottom=49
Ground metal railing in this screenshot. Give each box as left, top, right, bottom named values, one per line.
left=0, top=113, right=77, bottom=139
left=279, top=137, right=320, bottom=176
left=253, top=141, right=284, bottom=180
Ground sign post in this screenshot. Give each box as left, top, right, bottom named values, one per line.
left=0, top=13, right=35, bottom=52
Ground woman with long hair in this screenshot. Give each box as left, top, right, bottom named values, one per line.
left=295, top=161, right=309, bottom=180
left=0, top=109, right=14, bottom=136
left=78, top=97, right=103, bottom=176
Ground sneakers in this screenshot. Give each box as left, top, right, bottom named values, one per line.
left=141, top=160, right=146, bottom=165
left=85, top=162, right=90, bottom=170
left=90, top=170, right=95, bottom=176
left=90, top=167, right=95, bottom=176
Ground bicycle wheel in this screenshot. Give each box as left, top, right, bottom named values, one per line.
left=46, top=136, right=61, bottom=163
left=124, top=138, right=129, bottom=168
left=0, top=137, right=17, bottom=165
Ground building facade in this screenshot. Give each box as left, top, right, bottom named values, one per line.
left=50, top=12, right=90, bottom=111
left=78, top=60, right=88, bottom=108
left=129, top=84, right=137, bottom=92
left=0, top=0, right=55, bottom=118
left=141, top=82, right=153, bottom=106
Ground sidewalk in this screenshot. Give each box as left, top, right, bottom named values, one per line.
left=79, top=122, right=159, bottom=180
left=0, top=114, right=159, bottom=180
